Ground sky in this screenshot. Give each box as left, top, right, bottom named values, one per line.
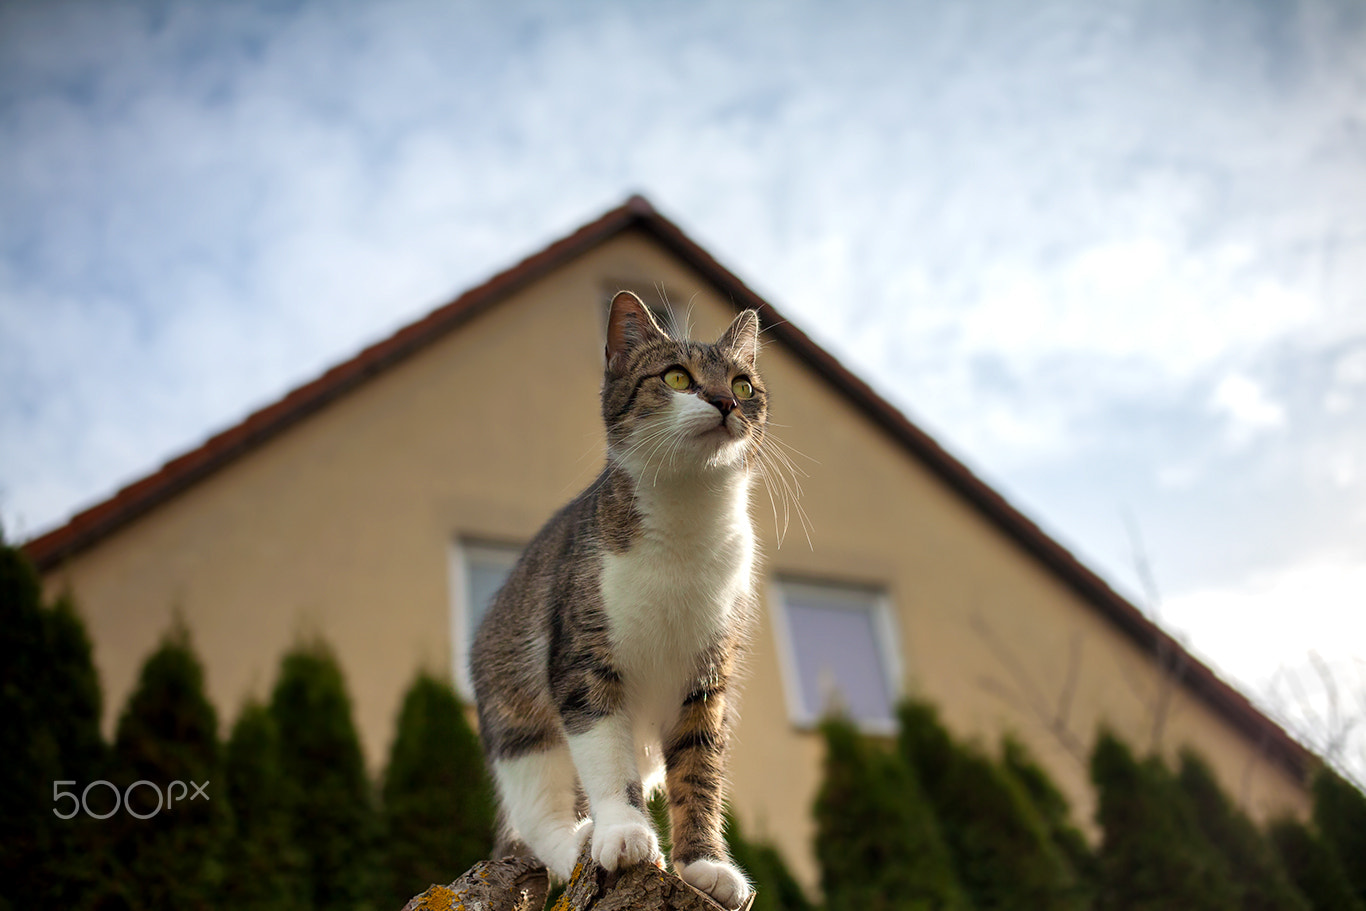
left=2, top=0, right=1363, bottom=776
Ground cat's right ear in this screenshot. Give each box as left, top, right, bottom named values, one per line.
left=605, top=290, right=667, bottom=372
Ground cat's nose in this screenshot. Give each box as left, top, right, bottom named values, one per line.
left=707, top=394, right=737, bottom=417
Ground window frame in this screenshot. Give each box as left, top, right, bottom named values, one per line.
left=768, top=577, right=903, bottom=736
left=449, top=539, right=523, bottom=699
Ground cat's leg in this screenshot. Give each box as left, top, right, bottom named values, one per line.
left=491, top=743, right=592, bottom=880
left=554, top=653, right=661, bottom=871
left=566, top=713, right=662, bottom=871
left=664, top=683, right=752, bottom=910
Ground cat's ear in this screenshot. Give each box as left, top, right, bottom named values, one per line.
left=717, top=309, right=761, bottom=368
left=606, top=290, right=668, bottom=371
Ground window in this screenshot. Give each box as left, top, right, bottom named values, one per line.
left=771, top=579, right=901, bottom=733
left=450, top=540, right=523, bottom=697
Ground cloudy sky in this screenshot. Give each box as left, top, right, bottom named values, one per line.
left=2, top=0, right=1363, bottom=769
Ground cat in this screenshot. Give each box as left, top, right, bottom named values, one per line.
left=469, top=289, right=767, bottom=909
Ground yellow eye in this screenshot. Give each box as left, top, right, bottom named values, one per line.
left=732, top=377, right=755, bottom=400
left=663, top=368, right=692, bottom=390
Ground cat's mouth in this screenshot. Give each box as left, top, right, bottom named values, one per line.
left=700, top=416, right=738, bottom=441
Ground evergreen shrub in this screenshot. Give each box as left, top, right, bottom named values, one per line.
left=222, top=700, right=310, bottom=910
left=270, top=639, right=383, bottom=910
left=814, top=716, right=970, bottom=911
left=1000, top=735, right=1097, bottom=896
left=1175, top=750, right=1309, bottom=911
left=724, top=808, right=814, bottom=911
left=1089, top=730, right=1237, bottom=911
left=1309, top=770, right=1366, bottom=905
left=110, top=619, right=229, bottom=910
left=382, top=672, right=495, bottom=904
left=897, top=702, right=1083, bottom=911
left=1267, top=817, right=1364, bottom=911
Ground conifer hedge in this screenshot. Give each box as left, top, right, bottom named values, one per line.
left=1267, top=816, right=1364, bottom=911
left=270, top=640, right=384, bottom=910
left=1090, top=730, right=1238, bottom=911
left=897, top=702, right=1083, bottom=911
left=1176, top=750, right=1309, bottom=911
left=1000, top=735, right=1097, bottom=898
left=814, top=716, right=971, bottom=911
left=1310, top=770, right=1366, bottom=906
left=222, top=700, right=309, bottom=910
left=0, top=538, right=107, bottom=907
left=382, top=671, right=495, bottom=904
left=724, top=808, right=815, bottom=911
left=110, top=619, right=231, bottom=909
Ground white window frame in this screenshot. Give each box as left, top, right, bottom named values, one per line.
left=449, top=539, right=523, bottom=699
left=768, top=577, right=903, bottom=736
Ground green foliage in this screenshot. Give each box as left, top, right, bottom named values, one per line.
left=1090, top=730, right=1237, bottom=911
left=648, top=779, right=814, bottom=911
left=45, top=594, right=106, bottom=778
left=724, top=808, right=815, bottom=911
left=648, top=788, right=673, bottom=860
left=222, top=700, right=310, bottom=910
left=1176, top=751, right=1309, bottom=911
left=271, top=639, right=383, bottom=910
left=0, top=540, right=108, bottom=907
left=815, top=716, right=971, bottom=911
left=898, top=702, right=1084, bottom=911
left=1000, top=736, right=1098, bottom=898
left=1267, top=817, right=1364, bottom=911
left=1310, top=770, right=1366, bottom=905
left=381, top=672, right=495, bottom=904
left=0, top=539, right=62, bottom=907
left=110, top=619, right=229, bottom=910
left=41, top=593, right=111, bottom=903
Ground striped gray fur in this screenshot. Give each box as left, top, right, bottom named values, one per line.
left=468, top=290, right=767, bottom=909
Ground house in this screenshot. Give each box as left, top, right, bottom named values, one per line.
left=25, top=195, right=1313, bottom=889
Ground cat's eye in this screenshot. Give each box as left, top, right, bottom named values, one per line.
left=732, top=377, right=755, bottom=400
left=663, top=368, right=692, bottom=390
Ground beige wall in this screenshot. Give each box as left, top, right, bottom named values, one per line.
left=41, top=228, right=1309, bottom=892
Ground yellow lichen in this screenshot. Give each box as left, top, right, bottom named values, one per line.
left=409, top=884, right=461, bottom=911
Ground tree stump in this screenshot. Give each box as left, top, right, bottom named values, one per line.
left=399, top=842, right=755, bottom=911
left=400, top=854, right=550, bottom=911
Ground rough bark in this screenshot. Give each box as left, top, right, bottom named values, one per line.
left=400, top=842, right=755, bottom=911
left=400, top=853, right=550, bottom=911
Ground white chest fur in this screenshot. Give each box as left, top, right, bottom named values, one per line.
left=600, top=472, right=753, bottom=716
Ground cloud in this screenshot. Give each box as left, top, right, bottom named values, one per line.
left=1211, top=372, right=1287, bottom=443
left=1165, top=557, right=1366, bottom=686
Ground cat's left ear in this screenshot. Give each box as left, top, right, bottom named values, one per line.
left=606, top=290, right=669, bottom=373
left=717, top=309, right=761, bottom=368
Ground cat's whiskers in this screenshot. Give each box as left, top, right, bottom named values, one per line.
left=646, top=426, right=691, bottom=489
left=751, top=428, right=815, bottom=550
left=614, top=420, right=690, bottom=493
left=561, top=430, right=613, bottom=499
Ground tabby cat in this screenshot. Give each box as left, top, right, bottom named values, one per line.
left=469, top=290, right=767, bottom=909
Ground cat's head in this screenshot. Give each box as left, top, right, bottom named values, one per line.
left=601, top=290, right=767, bottom=478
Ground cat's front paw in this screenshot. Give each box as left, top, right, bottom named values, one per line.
left=538, top=819, right=593, bottom=881
left=677, top=858, right=752, bottom=910
left=591, top=819, right=661, bottom=872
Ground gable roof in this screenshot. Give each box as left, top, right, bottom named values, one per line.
left=23, top=194, right=1313, bottom=781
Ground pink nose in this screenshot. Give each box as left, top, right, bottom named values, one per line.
left=707, top=394, right=737, bottom=416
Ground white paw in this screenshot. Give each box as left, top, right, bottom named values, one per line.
left=591, top=819, right=661, bottom=871
left=678, top=858, right=752, bottom=910
left=541, top=820, right=593, bottom=881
